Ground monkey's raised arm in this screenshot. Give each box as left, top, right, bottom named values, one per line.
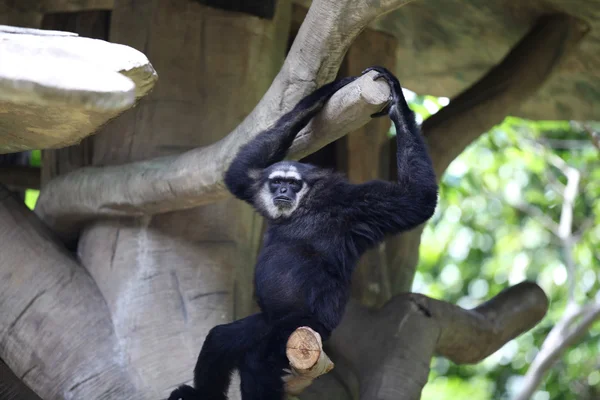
left=224, top=77, right=358, bottom=204
left=344, top=68, right=438, bottom=248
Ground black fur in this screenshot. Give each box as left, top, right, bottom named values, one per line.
left=168, top=67, right=438, bottom=400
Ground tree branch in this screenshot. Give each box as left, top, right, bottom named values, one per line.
left=382, top=14, right=587, bottom=298
left=0, top=185, right=141, bottom=400
left=34, top=0, right=414, bottom=238
left=421, top=14, right=587, bottom=177
left=510, top=151, right=598, bottom=399
left=576, top=122, right=600, bottom=151
left=329, top=282, right=548, bottom=400
left=513, top=301, right=600, bottom=400
left=35, top=69, right=391, bottom=240
left=511, top=201, right=560, bottom=236
left=432, top=282, right=549, bottom=363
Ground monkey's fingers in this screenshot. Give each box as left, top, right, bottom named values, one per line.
left=370, top=102, right=392, bottom=118
left=362, top=66, right=403, bottom=118
left=361, top=65, right=393, bottom=76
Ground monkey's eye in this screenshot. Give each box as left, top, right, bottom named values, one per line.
left=272, top=179, right=282, bottom=185
left=290, top=180, right=302, bottom=191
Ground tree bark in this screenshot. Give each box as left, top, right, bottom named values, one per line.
left=64, top=3, right=290, bottom=398
left=33, top=0, right=414, bottom=239
left=328, top=282, right=548, bottom=400
left=0, top=185, right=142, bottom=400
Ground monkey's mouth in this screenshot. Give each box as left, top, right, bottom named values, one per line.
left=274, top=196, right=293, bottom=207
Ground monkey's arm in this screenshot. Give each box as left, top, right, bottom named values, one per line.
left=345, top=68, right=438, bottom=245
left=224, top=77, right=357, bottom=204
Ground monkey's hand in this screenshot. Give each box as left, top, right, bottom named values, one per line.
left=361, top=66, right=403, bottom=118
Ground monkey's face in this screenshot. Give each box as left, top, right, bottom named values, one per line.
left=268, top=176, right=303, bottom=209
left=258, top=163, right=309, bottom=219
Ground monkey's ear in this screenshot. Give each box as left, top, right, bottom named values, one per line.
left=248, top=168, right=261, bottom=180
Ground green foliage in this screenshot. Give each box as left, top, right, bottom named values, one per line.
left=24, top=149, right=40, bottom=210
left=422, top=375, right=495, bottom=400
left=404, top=92, right=600, bottom=400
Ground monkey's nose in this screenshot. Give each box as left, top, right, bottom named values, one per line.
left=280, top=187, right=288, bottom=193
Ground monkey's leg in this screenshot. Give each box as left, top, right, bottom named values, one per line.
left=239, top=346, right=286, bottom=400
left=189, top=313, right=270, bottom=400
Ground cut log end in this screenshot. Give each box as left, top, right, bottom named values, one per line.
left=284, top=327, right=334, bottom=395
left=286, top=326, right=322, bottom=369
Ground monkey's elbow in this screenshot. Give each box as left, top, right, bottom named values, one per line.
left=420, top=185, right=439, bottom=221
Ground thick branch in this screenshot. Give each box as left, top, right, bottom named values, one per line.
left=330, top=282, right=548, bottom=400
left=422, top=14, right=587, bottom=177
left=36, top=71, right=391, bottom=238
left=35, top=0, right=413, bottom=237
left=431, top=281, right=549, bottom=363
left=0, top=185, right=141, bottom=399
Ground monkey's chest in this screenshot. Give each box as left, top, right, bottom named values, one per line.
left=254, top=243, right=342, bottom=315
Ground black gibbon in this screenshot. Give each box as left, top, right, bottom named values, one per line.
left=169, top=66, right=438, bottom=400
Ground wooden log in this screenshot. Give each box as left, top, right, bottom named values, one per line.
left=284, top=327, right=334, bottom=396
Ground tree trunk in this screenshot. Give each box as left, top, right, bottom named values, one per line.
left=44, top=2, right=290, bottom=398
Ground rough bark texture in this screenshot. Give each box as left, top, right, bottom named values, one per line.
left=32, top=0, right=412, bottom=239
left=0, top=185, right=143, bottom=400
left=73, top=3, right=289, bottom=398
left=327, top=282, right=548, bottom=400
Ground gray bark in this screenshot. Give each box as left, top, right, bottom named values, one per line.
left=0, top=185, right=143, bottom=400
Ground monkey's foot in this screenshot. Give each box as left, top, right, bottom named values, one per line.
left=167, top=384, right=204, bottom=400
left=361, top=66, right=403, bottom=118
